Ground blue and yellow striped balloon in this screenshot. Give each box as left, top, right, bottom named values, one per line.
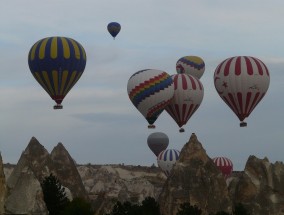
left=28, top=36, right=87, bottom=109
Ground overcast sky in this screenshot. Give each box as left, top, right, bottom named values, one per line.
left=0, top=1, right=283, bottom=170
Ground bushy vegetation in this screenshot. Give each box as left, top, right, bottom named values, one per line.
left=105, top=197, right=250, bottom=215
left=41, top=174, right=94, bottom=215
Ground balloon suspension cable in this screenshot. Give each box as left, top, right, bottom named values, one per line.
left=240, top=121, right=247, bottom=127
left=148, top=124, right=156, bottom=129
left=179, top=128, right=185, bottom=133
left=54, top=104, right=63, bottom=110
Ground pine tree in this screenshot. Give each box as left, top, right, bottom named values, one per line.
left=41, top=173, right=70, bottom=215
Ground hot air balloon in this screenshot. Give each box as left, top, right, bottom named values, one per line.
left=176, top=56, right=205, bottom=79
left=147, top=132, right=169, bottom=156
left=157, top=149, right=180, bottom=176
left=214, top=56, right=270, bottom=127
left=28, top=36, right=87, bottom=109
left=107, top=22, right=121, bottom=39
left=165, top=74, right=204, bottom=132
left=212, top=157, right=233, bottom=178
left=127, top=69, right=174, bottom=128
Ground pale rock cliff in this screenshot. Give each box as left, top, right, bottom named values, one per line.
left=230, top=155, right=284, bottom=215
left=77, top=164, right=166, bottom=214
left=50, top=142, right=88, bottom=199
left=158, top=133, right=232, bottom=215
left=5, top=166, right=48, bottom=215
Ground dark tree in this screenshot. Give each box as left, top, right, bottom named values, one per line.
left=233, top=203, right=250, bottom=215
left=41, top=173, right=70, bottom=215
left=140, top=197, right=161, bottom=215
left=61, top=197, right=94, bottom=215
left=176, top=202, right=202, bottom=215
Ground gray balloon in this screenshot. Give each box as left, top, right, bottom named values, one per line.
left=147, top=132, right=169, bottom=156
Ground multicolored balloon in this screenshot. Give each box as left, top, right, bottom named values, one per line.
left=212, top=157, right=233, bottom=178
left=127, top=69, right=174, bottom=128
left=176, top=56, right=205, bottom=79
left=28, top=36, right=87, bottom=109
left=107, top=22, right=121, bottom=39
left=157, top=149, right=180, bottom=176
left=147, top=132, right=169, bottom=156
left=214, top=56, right=270, bottom=127
left=165, top=74, right=204, bottom=132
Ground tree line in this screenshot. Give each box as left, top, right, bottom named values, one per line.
left=41, top=174, right=250, bottom=215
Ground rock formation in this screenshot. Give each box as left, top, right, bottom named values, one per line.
left=5, top=136, right=88, bottom=214
left=50, top=142, right=88, bottom=199
left=230, top=155, right=284, bottom=215
left=0, top=153, right=7, bottom=214
left=158, top=133, right=232, bottom=215
left=77, top=164, right=166, bottom=214
left=5, top=166, right=48, bottom=215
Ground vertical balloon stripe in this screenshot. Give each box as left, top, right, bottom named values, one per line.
left=174, top=150, right=179, bottom=160
left=163, top=150, right=168, bottom=161
left=252, top=57, right=264, bottom=76
left=42, top=71, right=55, bottom=95
left=174, top=104, right=182, bottom=124
left=215, top=59, right=225, bottom=75
left=189, top=75, right=196, bottom=90
left=63, top=71, right=77, bottom=96
left=34, top=72, right=52, bottom=95
left=64, top=72, right=83, bottom=96
left=223, top=95, right=238, bottom=116
left=181, top=74, right=188, bottom=90
left=52, top=70, right=59, bottom=95
left=173, top=75, right=179, bottom=90
left=70, top=39, right=80, bottom=59
left=247, top=92, right=261, bottom=115
left=245, top=92, right=252, bottom=114
left=30, top=41, right=40, bottom=60
left=39, top=38, right=49, bottom=59
left=61, top=37, right=70, bottom=59
left=181, top=104, right=187, bottom=125
left=169, top=150, right=173, bottom=161
left=60, top=70, right=69, bottom=95
left=197, top=79, right=203, bottom=90
left=79, top=43, right=87, bottom=60
left=244, top=56, right=253, bottom=75
left=224, top=58, right=234, bottom=76
left=237, top=92, right=243, bottom=114
left=235, top=56, right=242, bottom=76
left=228, top=93, right=240, bottom=114
left=50, top=37, right=58, bottom=59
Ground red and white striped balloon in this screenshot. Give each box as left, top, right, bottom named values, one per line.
left=212, top=157, right=233, bottom=178
left=214, top=56, right=270, bottom=127
left=165, top=74, right=204, bottom=132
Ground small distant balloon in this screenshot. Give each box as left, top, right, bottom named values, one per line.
left=107, top=22, right=121, bottom=39
left=212, top=157, right=233, bottom=178
left=176, top=56, right=205, bottom=79
left=147, top=132, right=169, bottom=156
left=214, top=56, right=270, bottom=127
left=127, top=69, right=174, bottom=128
left=157, top=149, right=180, bottom=176
left=28, top=36, right=87, bottom=109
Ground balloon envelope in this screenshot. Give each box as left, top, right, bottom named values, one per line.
left=107, top=22, right=121, bottom=39
left=214, top=56, right=270, bottom=126
left=157, top=149, right=180, bottom=176
left=147, top=132, right=169, bottom=156
left=165, top=74, right=204, bottom=132
left=212, top=157, right=233, bottom=178
left=176, top=56, right=205, bottom=79
left=28, top=36, right=87, bottom=109
left=127, top=69, right=174, bottom=128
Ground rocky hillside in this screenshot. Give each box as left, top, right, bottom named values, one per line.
left=2, top=134, right=284, bottom=215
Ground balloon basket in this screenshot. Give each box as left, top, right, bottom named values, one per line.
left=54, top=104, right=63, bottom=110
left=179, top=128, right=185, bottom=133
left=148, top=124, right=155, bottom=129
left=240, top=122, right=247, bottom=127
